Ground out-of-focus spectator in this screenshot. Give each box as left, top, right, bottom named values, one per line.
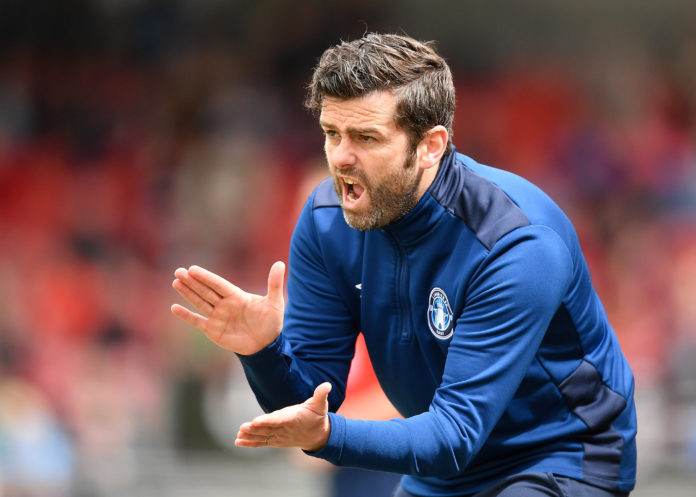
left=0, top=377, right=75, bottom=496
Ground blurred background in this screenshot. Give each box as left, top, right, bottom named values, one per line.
left=0, top=0, right=695, bottom=495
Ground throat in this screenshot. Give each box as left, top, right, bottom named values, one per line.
left=348, top=183, right=356, bottom=201
left=347, top=182, right=364, bottom=201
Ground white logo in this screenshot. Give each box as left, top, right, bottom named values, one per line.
left=427, top=287, right=454, bottom=340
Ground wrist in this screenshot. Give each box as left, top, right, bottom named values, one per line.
left=304, top=415, right=331, bottom=452
left=302, top=413, right=344, bottom=462
left=235, top=333, right=283, bottom=358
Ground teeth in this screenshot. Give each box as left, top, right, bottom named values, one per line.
left=344, top=178, right=358, bottom=202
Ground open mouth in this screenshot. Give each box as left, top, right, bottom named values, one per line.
left=343, top=177, right=365, bottom=206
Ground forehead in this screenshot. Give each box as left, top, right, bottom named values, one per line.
left=319, top=91, right=399, bottom=131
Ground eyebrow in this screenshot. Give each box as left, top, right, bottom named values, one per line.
left=319, top=121, right=383, bottom=136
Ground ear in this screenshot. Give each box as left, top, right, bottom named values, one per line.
left=416, top=125, right=448, bottom=170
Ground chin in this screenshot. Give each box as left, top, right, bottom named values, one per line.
left=342, top=211, right=372, bottom=231
left=342, top=209, right=391, bottom=231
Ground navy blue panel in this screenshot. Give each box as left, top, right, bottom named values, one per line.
left=581, top=427, right=625, bottom=491
left=541, top=306, right=583, bottom=359
left=429, top=154, right=530, bottom=250
left=537, top=305, right=585, bottom=383
left=313, top=177, right=340, bottom=209
left=558, top=360, right=626, bottom=431
left=558, top=357, right=627, bottom=490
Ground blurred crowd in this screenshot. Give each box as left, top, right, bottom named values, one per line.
left=1, top=1, right=696, bottom=495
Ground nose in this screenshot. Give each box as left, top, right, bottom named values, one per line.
left=327, top=136, right=357, bottom=169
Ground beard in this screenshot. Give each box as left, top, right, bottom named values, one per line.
left=333, top=148, right=422, bottom=231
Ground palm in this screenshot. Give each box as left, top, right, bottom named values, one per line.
left=235, top=382, right=332, bottom=451
left=171, top=262, right=286, bottom=356
left=207, top=291, right=283, bottom=354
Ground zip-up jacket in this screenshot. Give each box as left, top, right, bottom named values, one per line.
left=238, top=150, right=637, bottom=496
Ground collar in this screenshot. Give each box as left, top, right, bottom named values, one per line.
left=380, top=148, right=460, bottom=245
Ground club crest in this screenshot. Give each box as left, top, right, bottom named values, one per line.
left=428, top=287, right=454, bottom=339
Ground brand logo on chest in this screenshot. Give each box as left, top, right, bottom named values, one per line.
left=427, top=287, right=454, bottom=340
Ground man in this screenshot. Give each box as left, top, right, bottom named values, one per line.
left=171, top=33, right=637, bottom=496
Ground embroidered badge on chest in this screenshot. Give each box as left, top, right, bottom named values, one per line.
left=427, top=287, right=454, bottom=340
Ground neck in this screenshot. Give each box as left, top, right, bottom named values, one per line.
left=416, top=162, right=440, bottom=200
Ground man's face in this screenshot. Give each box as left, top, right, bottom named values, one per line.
left=319, top=91, right=424, bottom=231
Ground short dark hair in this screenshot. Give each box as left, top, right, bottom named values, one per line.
left=305, top=33, right=455, bottom=155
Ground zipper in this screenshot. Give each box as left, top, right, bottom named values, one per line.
left=385, top=231, right=413, bottom=342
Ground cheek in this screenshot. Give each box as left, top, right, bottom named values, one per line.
left=324, top=143, right=341, bottom=167
left=324, top=147, right=334, bottom=170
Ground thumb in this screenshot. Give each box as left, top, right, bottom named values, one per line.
left=267, top=261, right=285, bottom=307
left=306, top=382, right=332, bottom=415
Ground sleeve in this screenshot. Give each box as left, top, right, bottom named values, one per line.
left=236, top=197, right=359, bottom=413
left=308, top=225, right=574, bottom=477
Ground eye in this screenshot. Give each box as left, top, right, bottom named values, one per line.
left=358, top=134, right=375, bottom=143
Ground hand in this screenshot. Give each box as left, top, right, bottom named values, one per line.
left=171, top=261, right=285, bottom=356
left=235, top=382, right=332, bottom=452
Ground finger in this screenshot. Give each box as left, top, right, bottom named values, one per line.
left=171, top=303, right=208, bottom=331
left=236, top=428, right=272, bottom=443
left=235, top=428, right=269, bottom=447
left=314, top=382, right=332, bottom=398
left=235, top=423, right=275, bottom=448
left=305, top=382, right=332, bottom=415
left=188, top=265, right=242, bottom=299
left=237, top=422, right=272, bottom=438
left=175, top=267, right=224, bottom=306
left=234, top=437, right=268, bottom=448
left=247, top=411, right=279, bottom=428
left=267, top=261, right=285, bottom=308
left=172, top=279, right=214, bottom=316
left=236, top=430, right=270, bottom=443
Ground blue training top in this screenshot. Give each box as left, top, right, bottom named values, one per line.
left=238, top=150, right=637, bottom=496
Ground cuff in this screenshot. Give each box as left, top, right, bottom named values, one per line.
left=235, top=333, right=285, bottom=366
left=304, top=412, right=345, bottom=464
